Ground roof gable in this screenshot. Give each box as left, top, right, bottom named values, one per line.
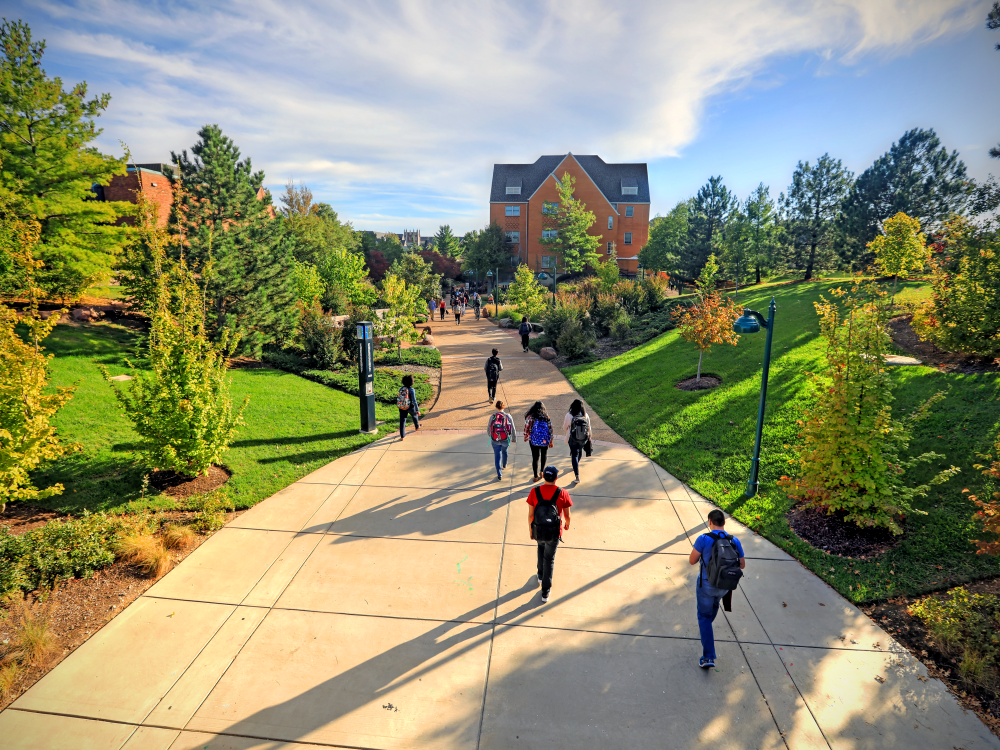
left=490, top=154, right=649, bottom=207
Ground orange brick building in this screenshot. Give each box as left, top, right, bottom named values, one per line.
left=98, top=163, right=174, bottom=226
left=489, top=153, right=650, bottom=279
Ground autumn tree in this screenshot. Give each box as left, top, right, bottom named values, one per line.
left=507, top=263, right=547, bottom=321
left=670, top=254, right=741, bottom=382
left=782, top=154, right=853, bottom=280
left=868, top=212, right=929, bottom=296
left=0, top=20, right=128, bottom=300
left=375, top=273, right=422, bottom=360
left=539, top=172, right=602, bottom=272
left=971, top=431, right=1000, bottom=556
left=779, top=280, right=958, bottom=533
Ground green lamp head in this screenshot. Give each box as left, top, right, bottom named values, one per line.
left=733, top=311, right=760, bottom=334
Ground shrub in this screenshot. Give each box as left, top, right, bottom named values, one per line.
left=971, top=432, right=1000, bottom=556
left=591, top=293, right=621, bottom=336
left=556, top=319, right=596, bottom=360
left=507, top=264, right=548, bottom=321
left=106, top=259, right=248, bottom=478
left=910, top=588, right=1000, bottom=689
left=302, top=368, right=432, bottom=404
left=779, top=279, right=960, bottom=533
left=261, top=349, right=308, bottom=373
left=161, top=523, right=197, bottom=551
left=296, top=298, right=342, bottom=369
left=609, top=310, right=632, bottom=341
left=542, top=294, right=591, bottom=341
left=374, top=346, right=441, bottom=368
left=115, top=534, right=172, bottom=578
left=341, top=305, right=375, bottom=364
left=612, top=279, right=649, bottom=317
left=641, top=275, right=671, bottom=310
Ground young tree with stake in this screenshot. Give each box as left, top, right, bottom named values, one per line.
left=671, top=255, right=741, bottom=382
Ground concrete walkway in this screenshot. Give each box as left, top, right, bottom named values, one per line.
left=3, top=318, right=998, bottom=749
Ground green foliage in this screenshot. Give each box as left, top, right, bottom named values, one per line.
left=720, top=183, right=781, bottom=285
left=0, top=20, right=128, bottom=300
left=106, top=258, right=247, bottom=478
left=593, top=251, right=621, bottom=292
left=433, top=224, right=461, bottom=258
left=591, top=293, right=622, bottom=336
left=556, top=319, right=596, bottom=360
left=612, top=279, right=649, bottom=317
left=388, top=253, right=441, bottom=302
left=506, top=263, right=548, bottom=321
left=609, top=310, right=632, bottom=341
left=912, top=219, right=1000, bottom=357
left=116, top=188, right=169, bottom=315
left=462, top=222, right=509, bottom=279
left=779, top=280, right=959, bottom=533
left=296, top=298, right=342, bottom=369
left=640, top=201, right=686, bottom=276
left=640, top=275, right=670, bottom=310
left=683, top=178, right=735, bottom=279
left=0, top=511, right=151, bottom=594
left=783, top=153, right=853, bottom=280
left=0, top=212, right=74, bottom=511
left=910, top=588, right=1000, bottom=689
left=838, top=128, right=970, bottom=268
left=291, top=260, right=326, bottom=306
left=302, top=368, right=432, bottom=404
left=868, top=212, right=928, bottom=294
left=374, top=346, right=441, bottom=368
left=539, top=172, right=602, bottom=272
left=169, top=125, right=297, bottom=356
left=375, top=273, right=422, bottom=359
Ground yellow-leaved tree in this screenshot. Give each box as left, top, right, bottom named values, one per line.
left=868, top=212, right=928, bottom=297
left=671, top=254, right=741, bottom=382
left=507, top=263, right=548, bottom=321
left=375, top=273, right=421, bottom=361
left=0, top=203, right=75, bottom=512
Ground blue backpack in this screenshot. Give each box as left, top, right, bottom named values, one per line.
left=529, top=418, right=551, bottom=445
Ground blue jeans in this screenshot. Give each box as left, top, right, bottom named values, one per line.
left=569, top=441, right=584, bottom=477
left=696, top=580, right=727, bottom=660
left=398, top=407, right=419, bottom=437
left=492, top=441, right=509, bottom=477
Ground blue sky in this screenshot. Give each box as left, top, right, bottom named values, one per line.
left=11, top=0, right=998, bottom=234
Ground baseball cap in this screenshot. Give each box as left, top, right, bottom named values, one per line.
left=542, top=465, right=559, bottom=481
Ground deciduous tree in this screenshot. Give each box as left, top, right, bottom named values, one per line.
left=389, top=253, right=441, bottom=302
left=868, top=212, right=928, bottom=296
left=507, top=263, right=547, bottom=321
left=0, top=20, right=128, bottom=300
left=462, top=221, right=508, bottom=280
left=375, top=273, right=421, bottom=360
left=539, top=172, right=601, bottom=272
left=970, top=430, right=1000, bottom=556
left=640, top=201, right=686, bottom=279
left=670, top=254, right=741, bottom=381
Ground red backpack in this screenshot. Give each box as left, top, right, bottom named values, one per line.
left=489, top=412, right=512, bottom=442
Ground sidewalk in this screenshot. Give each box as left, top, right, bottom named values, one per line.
left=3, top=317, right=998, bottom=749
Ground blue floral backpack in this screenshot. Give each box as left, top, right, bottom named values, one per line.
left=529, top=417, right=551, bottom=445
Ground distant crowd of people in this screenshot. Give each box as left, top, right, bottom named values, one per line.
left=427, top=288, right=493, bottom=326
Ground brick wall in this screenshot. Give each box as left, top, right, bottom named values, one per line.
left=103, top=169, right=173, bottom=227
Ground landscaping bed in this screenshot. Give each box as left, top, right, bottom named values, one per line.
left=889, top=314, right=999, bottom=374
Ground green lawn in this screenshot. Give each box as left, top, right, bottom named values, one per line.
left=565, top=279, right=1000, bottom=602
left=30, top=324, right=399, bottom=514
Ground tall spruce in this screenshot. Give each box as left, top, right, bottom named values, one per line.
left=433, top=225, right=461, bottom=258
left=0, top=20, right=127, bottom=300
left=782, top=154, right=853, bottom=280
left=539, top=172, right=602, bottom=272
left=639, top=200, right=687, bottom=278
left=168, top=125, right=296, bottom=356
left=837, top=129, right=970, bottom=268
left=682, top=176, right=735, bottom=279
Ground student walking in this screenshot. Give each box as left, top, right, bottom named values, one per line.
left=688, top=509, right=746, bottom=669
left=527, top=465, right=572, bottom=603
left=454, top=300, right=462, bottom=325
left=488, top=400, right=514, bottom=481
left=562, top=399, right=592, bottom=483
left=485, top=348, right=503, bottom=402
left=523, top=401, right=554, bottom=481
left=473, top=293, right=482, bottom=319
left=518, top=316, right=532, bottom=352
left=396, top=375, right=420, bottom=440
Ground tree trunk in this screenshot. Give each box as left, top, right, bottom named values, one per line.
left=892, top=275, right=898, bottom=297
left=805, top=242, right=817, bottom=281
left=697, top=350, right=703, bottom=381
left=755, top=265, right=761, bottom=284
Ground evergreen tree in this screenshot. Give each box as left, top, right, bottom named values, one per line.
left=682, top=177, right=735, bottom=279
left=639, top=201, right=686, bottom=278
left=539, top=172, right=601, bottom=272
left=743, top=184, right=781, bottom=283
left=433, top=225, right=461, bottom=258
left=0, top=20, right=127, bottom=300
left=168, top=125, right=296, bottom=356
left=462, top=221, right=508, bottom=279
left=782, top=154, right=853, bottom=280
left=837, top=129, right=970, bottom=268
left=388, top=253, right=441, bottom=301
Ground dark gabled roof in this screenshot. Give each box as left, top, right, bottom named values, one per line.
left=489, top=154, right=650, bottom=206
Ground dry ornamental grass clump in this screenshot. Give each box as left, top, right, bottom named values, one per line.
left=2, top=592, right=58, bottom=671
left=115, top=534, right=173, bottom=578
left=161, top=523, right=196, bottom=551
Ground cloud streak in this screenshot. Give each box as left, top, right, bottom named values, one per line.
left=18, top=0, right=982, bottom=230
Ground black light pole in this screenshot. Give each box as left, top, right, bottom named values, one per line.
left=733, top=298, right=777, bottom=498
left=357, top=321, right=377, bottom=434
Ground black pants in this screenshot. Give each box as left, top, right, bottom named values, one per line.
left=439, top=308, right=445, bottom=320
left=530, top=444, right=548, bottom=477
left=521, top=333, right=530, bottom=351
left=569, top=440, right=584, bottom=478
left=487, top=378, right=498, bottom=401
left=537, top=537, right=559, bottom=596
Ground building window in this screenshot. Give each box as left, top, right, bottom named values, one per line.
left=624, top=232, right=633, bottom=245
left=542, top=229, right=558, bottom=240
left=607, top=241, right=614, bottom=254
left=506, top=186, right=521, bottom=194
left=541, top=255, right=553, bottom=268
left=542, top=202, right=558, bottom=215
left=505, top=205, right=520, bottom=216
left=621, top=179, right=638, bottom=196
left=608, top=216, right=613, bottom=230
left=505, top=231, right=520, bottom=244
left=625, top=206, right=634, bottom=217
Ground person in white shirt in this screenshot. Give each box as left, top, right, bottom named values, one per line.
left=562, top=399, right=592, bottom=483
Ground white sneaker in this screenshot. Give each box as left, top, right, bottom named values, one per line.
left=541, top=593, right=549, bottom=603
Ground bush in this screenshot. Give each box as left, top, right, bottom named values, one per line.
left=261, top=349, right=308, bottom=373
left=609, top=310, right=632, bottom=341
left=374, top=346, right=441, bottom=368
left=910, top=588, right=1000, bottom=689
left=115, top=534, right=172, bottom=578
left=541, top=294, right=591, bottom=340
left=297, top=299, right=342, bottom=369
left=641, top=275, right=671, bottom=310
left=591, top=293, right=621, bottom=336
left=302, top=368, right=433, bottom=404
left=613, top=279, right=649, bottom=317
left=556, top=319, right=596, bottom=360
left=341, top=305, right=374, bottom=364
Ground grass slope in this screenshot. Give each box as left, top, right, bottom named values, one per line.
left=30, top=324, right=398, bottom=514
left=565, top=279, right=1000, bottom=602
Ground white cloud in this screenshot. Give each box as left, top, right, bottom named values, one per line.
left=18, top=0, right=981, bottom=230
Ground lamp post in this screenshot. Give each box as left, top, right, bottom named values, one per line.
left=733, top=297, right=776, bottom=498
left=356, top=321, right=377, bottom=434
left=486, top=270, right=497, bottom=317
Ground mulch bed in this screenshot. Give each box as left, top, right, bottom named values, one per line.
left=787, top=504, right=899, bottom=558
left=228, top=356, right=269, bottom=369
left=149, top=465, right=231, bottom=498
left=860, top=576, right=1000, bottom=737
left=676, top=374, right=722, bottom=391
left=888, top=314, right=999, bottom=374
left=0, top=505, right=65, bottom=536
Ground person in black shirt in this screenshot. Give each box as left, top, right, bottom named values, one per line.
left=484, top=348, right=502, bottom=402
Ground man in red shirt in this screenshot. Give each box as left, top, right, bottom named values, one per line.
left=527, top=465, right=572, bottom=603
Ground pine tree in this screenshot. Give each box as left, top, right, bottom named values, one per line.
left=539, top=172, right=601, bottom=272
left=783, top=154, right=853, bottom=280
left=743, top=184, right=781, bottom=283
left=433, top=225, right=461, bottom=258
left=681, top=177, right=735, bottom=279
left=0, top=20, right=127, bottom=300
left=640, top=201, right=686, bottom=278
left=837, top=129, right=970, bottom=269
left=168, top=125, right=297, bottom=356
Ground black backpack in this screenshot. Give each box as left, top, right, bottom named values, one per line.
left=531, top=487, right=562, bottom=542
left=485, top=357, right=500, bottom=380
left=569, top=415, right=589, bottom=445
left=701, top=531, right=743, bottom=591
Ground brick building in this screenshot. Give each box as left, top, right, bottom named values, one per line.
left=96, top=163, right=174, bottom=226
left=489, top=153, right=650, bottom=279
